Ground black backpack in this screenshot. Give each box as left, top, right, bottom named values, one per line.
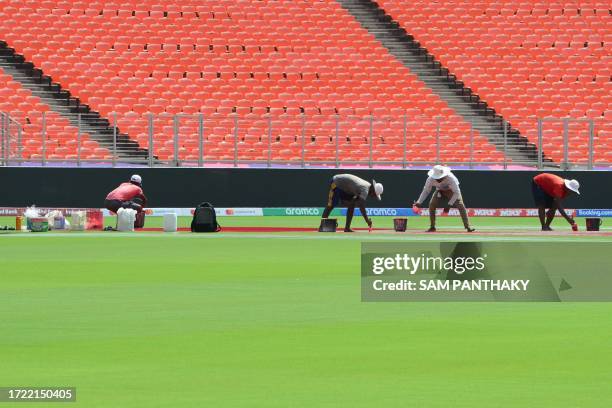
left=191, top=202, right=221, bottom=232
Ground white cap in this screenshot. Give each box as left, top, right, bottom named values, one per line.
left=428, top=165, right=452, bottom=180
left=564, top=179, right=580, bottom=195
left=130, top=174, right=142, bottom=185
left=372, top=179, right=383, bottom=200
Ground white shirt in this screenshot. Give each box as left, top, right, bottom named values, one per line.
left=417, top=173, right=462, bottom=205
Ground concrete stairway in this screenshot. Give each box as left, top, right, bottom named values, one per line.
left=337, top=0, right=550, bottom=166
left=0, top=41, right=149, bottom=161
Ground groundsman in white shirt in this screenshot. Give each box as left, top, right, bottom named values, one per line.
left=413, top=165, right=475, bottom=232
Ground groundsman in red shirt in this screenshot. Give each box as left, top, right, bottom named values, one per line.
left=104, top=174, right=147, bottom=214
left=532, top=173, right=580, bottom=231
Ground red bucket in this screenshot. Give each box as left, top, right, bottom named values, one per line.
left=86, top=210, right=104, bottom=230
left=393, top=218, right=407, bottom=232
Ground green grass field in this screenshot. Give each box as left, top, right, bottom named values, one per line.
left=1, top=216, right=611, bottom=407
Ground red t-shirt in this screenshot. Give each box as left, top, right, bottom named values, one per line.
left=106, top=182, right=147, bottom=205
left=533, top=173, right=568, bottom=199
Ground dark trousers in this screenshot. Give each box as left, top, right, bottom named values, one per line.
left=531, top=181, right=554, bottom=208
left=104, top=198, right=143, bottom=213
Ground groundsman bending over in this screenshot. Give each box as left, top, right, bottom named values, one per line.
left=322, top=174, right=383, bottom=232
left=413, top=165, right=475, bottom=232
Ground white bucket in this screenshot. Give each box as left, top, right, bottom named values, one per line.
left=117, top=208, right=136, bottom=232
left=71, top=211, right=86, bottom=231
left=163, top=213, right=177, bottom=232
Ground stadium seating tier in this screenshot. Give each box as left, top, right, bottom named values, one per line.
left=0, top=0, right=504, bottom=163
left=376, top=0, right=611, bottom=163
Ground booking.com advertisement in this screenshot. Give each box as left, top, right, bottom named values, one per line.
left=362, top=242, right=612, bottom=302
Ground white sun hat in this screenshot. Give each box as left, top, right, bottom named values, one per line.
left=130, top=174, right=142, bottom=185
left=372, top=179, right=383, bottom=200
left=564, top=179, right=580, bottom=194
left=427, top=165, right=452, bottom=180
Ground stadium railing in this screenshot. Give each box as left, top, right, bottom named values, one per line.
left=0, top=111, right=23, bottom=165
left=0, top=111, right=608, bottom=170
